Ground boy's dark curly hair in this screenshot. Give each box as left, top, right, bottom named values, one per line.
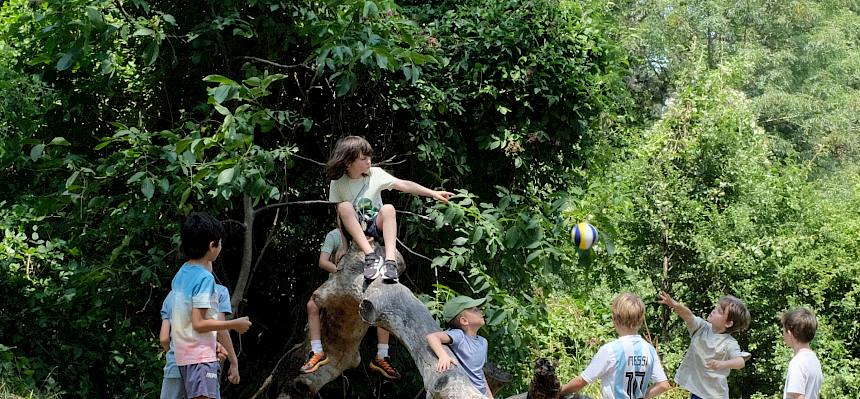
left=180, top=212, right=224, bottom=259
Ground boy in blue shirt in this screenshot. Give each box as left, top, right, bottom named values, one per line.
left=170, top=212, right=251, bottom=399
left=426, top=296, right=494, bottom=398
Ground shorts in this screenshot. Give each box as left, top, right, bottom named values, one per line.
left=350, top=213, right=382, bottom=243
left=179, top=361, right=220, bottom=399
left=160, top=377, right=186, bottom=399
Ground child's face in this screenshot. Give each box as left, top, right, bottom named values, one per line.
left=707, top=305, right=732, bottom=333
left=347, top=153, right=372, bottom=176
left=207, top=239, right=222, bottom=261
left=459, top=307, right=485, bottom=328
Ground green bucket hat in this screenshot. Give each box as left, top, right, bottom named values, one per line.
left=443, top=296, right=487, bottom=323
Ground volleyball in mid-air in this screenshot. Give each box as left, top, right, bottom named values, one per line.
left=571, top=222, right=599, bottom=251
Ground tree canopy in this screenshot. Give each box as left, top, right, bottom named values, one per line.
left=1, top=0, right=858, bottom=397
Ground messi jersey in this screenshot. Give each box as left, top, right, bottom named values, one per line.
left=580, top=335, right=668, bottom=399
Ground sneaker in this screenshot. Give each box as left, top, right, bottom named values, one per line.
left=368, top=356, right=401, bottom=380
left=300, top=351, right=330, bottom=374
left=382, top=259, right=399, bottom=283
left=364, top=253, right=383, bottom=280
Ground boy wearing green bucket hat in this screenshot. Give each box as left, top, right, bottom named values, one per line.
left=426, top=296, right=494, bottom=398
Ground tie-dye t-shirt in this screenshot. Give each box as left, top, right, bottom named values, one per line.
left=161, top=284, right=233, bottom=376
left=170, top=263, right=219, bottom=366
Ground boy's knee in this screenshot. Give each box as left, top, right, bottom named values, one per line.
left=379, top=204, right=395, bottom=217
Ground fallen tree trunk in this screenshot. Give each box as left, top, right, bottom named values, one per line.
left=280, top=243, right=486, bottom=398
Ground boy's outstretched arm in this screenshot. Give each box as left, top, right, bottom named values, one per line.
left=159, top=319, right=171, bottom=352
left=645, top=380, right=671, bottom=399
left=658, top=291, right=696, bottom=331
left=706, top=356, right=746, bottom=370
left=191, top=308, right=251, bottom=333
left=559, top=376, right=588, bottom=395
left=391, top=180, right=453, bottom=203
left=426, top=332, right=458, bottom=372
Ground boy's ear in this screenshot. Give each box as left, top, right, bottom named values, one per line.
left=726, top=319, right=734, bottom=329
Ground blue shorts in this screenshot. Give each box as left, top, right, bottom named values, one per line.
left=179, top=361, right=220, bottom=399
left=691, top=394, right=703, bottom=399
left=160, top=377, right=185, bottom=399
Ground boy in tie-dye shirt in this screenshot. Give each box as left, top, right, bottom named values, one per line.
left=170, top=212, right=251, bottom=399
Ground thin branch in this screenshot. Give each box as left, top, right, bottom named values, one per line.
left=239, top=56, right=313, bottom=70
left=247, top=210, right=281, bottom=291
left=222, top=219, right=247, bottom=230
left=396, top=237, right=433, bottom=263
left=254, top=200, right=337, bottom=217
left=374, top=155, right=407, bottom=166
left=292, top=153, right=326, bottom=166
left=396, top=209, right=432, bottom=221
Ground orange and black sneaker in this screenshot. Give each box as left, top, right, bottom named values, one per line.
left=300, top=351, right=330, bottom=374
left=368, top=356, right=401, bottom=380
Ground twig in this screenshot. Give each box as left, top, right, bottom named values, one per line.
left=222, top=219, right=247, bottom=230
left=396, top=209, right=432, bottom=221
left=239, top=56, right=313, bottom=70
left=249, top=375, right=272, bottom=399
left=292, top=153, right=326, bottom=166
left=374, top=155, right=407, bottom=166
left=135, top=284, right=154, bottom=314
left=253, top=200, right=337, bottom=217
left=247, top=209, right=281, bottom=291
left=396, top=237, right=433, bottom=263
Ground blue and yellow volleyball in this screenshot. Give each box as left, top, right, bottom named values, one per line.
left=571, top=222, right=599, bottom=250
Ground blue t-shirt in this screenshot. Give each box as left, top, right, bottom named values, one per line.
left=161, top=284, right=233, bottom=378
left=446, top=328, right=489, bottom=395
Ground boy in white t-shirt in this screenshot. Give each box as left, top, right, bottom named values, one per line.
left=560, top=293, right=670, bottom=399
left=325, top=136, right=453, bottom=283
left=781, top=308, right=823, bottom=399
left=658, top=291, right=751, bottom=399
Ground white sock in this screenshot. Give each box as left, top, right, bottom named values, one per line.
left=377, top=343, right=389, bottom=359
left=311, top=340, right=323, bottom=354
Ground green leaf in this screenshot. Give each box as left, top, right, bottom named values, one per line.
left=452, top=237, right=468, bottom=246
left=85, top=6, right=105, bottom=28
left=211, top=85, right=231, bottom=104
left=132, top=27, right=155, bottom=37
left=431, top=256, right=450, bottom=267
left=161, top=13, right=176, bottom=25
left=158, top=178, right=170, bottom=193
left=217, top=167, right=236, bottom=186
left=30, top=144, right=45, bottom=161
left=49, top=137, right=70, bottom=146
left=363, top=1, right=379, bottom=18
left=202, top=75, right=236, bottom=85
left=141, top=178, right=155, bottom=199
left=127, top=171, right=146, bottom=184
left=56, top=52, right=76, bottom=71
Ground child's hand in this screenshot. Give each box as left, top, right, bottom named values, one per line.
left=706, top=359, right=726, bottom=370
left=216, top=342, right=228, bottom=361
left=228, top=363, right=240, bottom=384
left=432, top=190, right=454, bottom=203
left=234, top=316, right=252, bottom=333
left=657, top=291, right=677, bottom=308
left=436, top=354, right=458, bottom=372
